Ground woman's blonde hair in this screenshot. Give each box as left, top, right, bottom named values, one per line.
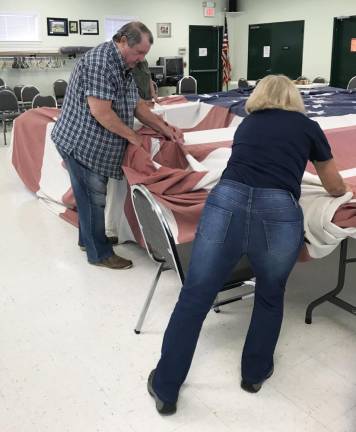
left=245, top=74, right=305, bottom=114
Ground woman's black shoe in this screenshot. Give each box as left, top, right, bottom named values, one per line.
left=147, top=370, right=177, bottom=415
left=241, top=366, right=274, bottom=393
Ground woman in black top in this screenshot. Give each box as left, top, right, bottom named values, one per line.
left=147, top=75, right=351, bottom=415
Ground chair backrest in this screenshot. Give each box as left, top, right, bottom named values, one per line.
left=131, top=184, right=185, bottom=282
left=313, top=76, right=327, bottom=83
left=0, top=78, right=5, bottom=87
left=14, top=85, right=24, bottom=101
left=1, top=85, right=14, bottom=93
left=0, top=89, right=19, bottom=112
left=347, top=76, right=356, bottom=90
left=238, top=78, right=249, bottom=88
left=53, top=79, right=68, bottom=98
left=176, top=76, right=197, bottom=95
left=21, top=86, right=40, bottom=103
left=32, top=94, right=58, bottom=109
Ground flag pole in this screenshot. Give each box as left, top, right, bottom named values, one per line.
left=222, top=11, right=232, bottom=92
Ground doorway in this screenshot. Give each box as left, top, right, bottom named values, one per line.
left=247, top=20, right=304, bottom=80
left=189, top=25, right=223, bottom=93
left=330, top=16, right=356, bottom=88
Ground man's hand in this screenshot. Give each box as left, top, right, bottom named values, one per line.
left=128, top=132, right=145, bottom=147
left=134, top=99, right=184, bottom=144
left=161, top=122, right=184, bottom=144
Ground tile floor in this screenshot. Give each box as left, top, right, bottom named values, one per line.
left=1, top=133, right=356, bottom=432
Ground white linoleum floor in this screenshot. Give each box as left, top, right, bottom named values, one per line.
left=1, top=132, right=356, bottom=432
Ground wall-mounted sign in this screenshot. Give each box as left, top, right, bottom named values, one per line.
left=204, top=7, right=215, bottom=17
left=263, top=46, right=270, bottom=58
left=351, top=38, right=356, bottom=52
left=199, top=48, right=208, bottom=56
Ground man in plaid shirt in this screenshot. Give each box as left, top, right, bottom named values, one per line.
left=52, top=21, right=183, bottom=269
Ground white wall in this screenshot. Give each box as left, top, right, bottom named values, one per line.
left=229, top=0, right=356, bottom=81
left=3, top=0, right=353, bottom=93
left=0, top=0, right=226, bottom=94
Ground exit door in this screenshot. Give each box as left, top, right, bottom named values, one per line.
left=330, top=16, right=356, bottom=88
left=248, top=20, right=304, bottom=80
left=189, top=25, right=223, bottom=93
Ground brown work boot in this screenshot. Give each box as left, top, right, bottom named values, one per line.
left=93, top=254, right=133, bottom=270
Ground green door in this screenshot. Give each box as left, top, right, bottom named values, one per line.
left=330, top=16, right=356, bottom=88
left=248, top=20, right=304, bottom=80
left=189, top=25, right=223, bottom=93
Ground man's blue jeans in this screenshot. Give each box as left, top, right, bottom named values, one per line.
left=153, top=179, right=304, bottom=403
left=57, top=148, right=114, bottom=263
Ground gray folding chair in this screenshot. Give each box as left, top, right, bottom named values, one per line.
left=21, top=85, right=40, bottom=109
left=347, top=76, right=356, bottom=90
left=53, top=79, right=67, bottom=107
left=131, top=184, right=255, bottom=334
left=0, top=89, right=21, bottom=145
left=32, top=94, right=58, bottom=108
left=176, top=76, right=197, bottom=95
left=238, top=78, right=249, bottom=88
left=312, top=77, right=327, bottom=83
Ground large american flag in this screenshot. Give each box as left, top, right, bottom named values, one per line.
left=11, top=94, right=356, bottom=259
left=221, top=15, right=232, bottom=88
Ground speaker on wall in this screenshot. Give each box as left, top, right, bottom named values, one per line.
left=228, top=0, right=238, bottom=12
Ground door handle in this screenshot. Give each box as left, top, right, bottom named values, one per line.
left=190, top=69, right=218, bottom=73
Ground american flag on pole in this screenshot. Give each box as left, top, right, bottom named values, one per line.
left=221, top=15, right=232, bottom=89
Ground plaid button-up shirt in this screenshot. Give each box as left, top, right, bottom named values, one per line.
left=51, top=40, right=139, bottom=179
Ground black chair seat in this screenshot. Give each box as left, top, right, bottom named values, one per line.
left=177, top=242, right=253, bottom=283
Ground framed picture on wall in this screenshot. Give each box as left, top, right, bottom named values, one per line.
left=79, top=20, right=99, bottom=35
left=47, top=17, right=69, bottom=36
left=157, top=23, right=171, bottom=38
left=69, top=21, right=78, bottom=34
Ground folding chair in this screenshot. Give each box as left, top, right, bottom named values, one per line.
left=53, top=79, right=68, bottom=107
left=32, top=94, right=58, bottom=108
left=0, top=89, right=21, bottom=145
left=312, top=77, right=327, bottom=83
left=176, top=76, right=197, bottom=95
left=347, top=76, right=356, bottom=90
left=238, top=78, right=249, bottom=88
left=21, top=85, right=40, bottom=110
left=131, top=184, right=255, bottom=334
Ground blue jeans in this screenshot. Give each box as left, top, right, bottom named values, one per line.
left=153, top=179, right=304, bottom=403
left=57, top=148, right=114, bottom=263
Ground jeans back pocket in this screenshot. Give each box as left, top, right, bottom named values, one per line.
left=198, top=204, right=232, bottom=243
left=263, top=220, right=303, bottom=256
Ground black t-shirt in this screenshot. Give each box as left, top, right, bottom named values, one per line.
left=221, top=109, right=332, bottom=200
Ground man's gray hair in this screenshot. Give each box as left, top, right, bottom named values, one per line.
left=113, top=21, right=153, bottom=46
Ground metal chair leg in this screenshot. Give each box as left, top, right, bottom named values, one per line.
left=2, top=118, right=6, bottom=146
left=134, top=262, right=164, bottom=334
left=213, top=280, right=255, bottom=312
